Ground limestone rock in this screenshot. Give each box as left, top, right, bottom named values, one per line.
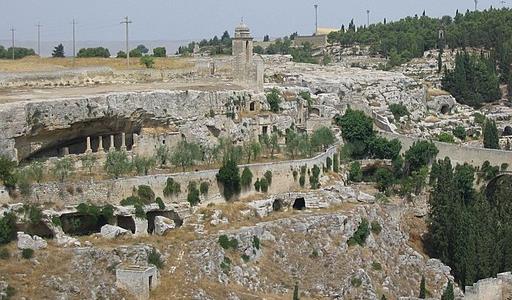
left=17, top=232, right=47, bottom=250
left=210, top=210, right=229, bottom=226
left=100, top=225, right=131, bottom=239
left=357, top=192, right=376, bottom=204
left=154, top=216, right=176, bottom=236
left=55, top=232, right=81, bottom=248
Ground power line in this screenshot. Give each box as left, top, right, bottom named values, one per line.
left=121, top=16, right=132, bottom=66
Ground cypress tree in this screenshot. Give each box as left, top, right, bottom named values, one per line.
left=441, top=282, right=454, bottom=300
left=419, top=276, right=426, bottom=299
left=293, top=283, right=299, bottom=300
left=483, top=119, right=500, bottom=149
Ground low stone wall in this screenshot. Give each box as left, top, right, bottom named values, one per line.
left=464, top=272, right=512, bottom=300
left=25, top=145, right=338, bottom=206
left=380, top=132, right=512, bottom=167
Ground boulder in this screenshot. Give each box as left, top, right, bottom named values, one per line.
left=154, top=216, right=176, bottom=236
left=55, top=233, right=81, bottom=247
left=100, top=225, right=131, bottom=239
left=17, top=232, right=47, bottom=250
left=357, top=192, right=376, bottom=204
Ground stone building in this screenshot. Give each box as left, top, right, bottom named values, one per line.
left=116, top=264, right=160, bottom=300
left=232, top=22, right=264, bottom=91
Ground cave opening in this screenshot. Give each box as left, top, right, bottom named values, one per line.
left=60, top=213, right=109, bottom=236
left=146, top=210, right=183, bottom=234
left=116, top=215, right=136, bottom=234
left=16, top=221, right=54, bottom=239
left=440, top=105, right=450, bottom=115
left=272, top=199, right=283, bottom=212
left=293, top=197, right=306, bottom=210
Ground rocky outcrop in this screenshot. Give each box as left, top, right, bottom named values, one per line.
left=100, top=225, right=131, bottom=239
left=17, top=232, right=47, bottom=250
left=154, top=216, right=176, bottom=236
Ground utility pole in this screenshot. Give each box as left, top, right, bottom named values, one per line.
left=367, top=10, right=370, bottom=27
left=121, top=16, right=132, bottom=66
left=10, top=28, right=15, bottom=60
left=474, top=0, right=478, bottom=11
left=314, top=4, right=318, bottom=34
left=72, top=18, right=77, bottom=66
left=36, top=22, right=42, bottom=58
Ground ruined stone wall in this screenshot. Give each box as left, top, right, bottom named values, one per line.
left=380, top=132, right=512, bottom=167
left=25, top=145, right=338, bottom=205
left=464, top=272, right=512, bottom=300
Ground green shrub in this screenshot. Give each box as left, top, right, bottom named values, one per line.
left=310, top=249, right=319, bottom=258
left=218, top=234, right=238, bottom=250
left=187, top=181, right=200, bottom=206
left=241, top=167, right=253, bottom=189
left=137, top=185, right=155, bottom=204
left=200, top=182, right=209, bottom=195
left=389, top=103, right=409, bottom=121
left=147, top=248, right=164, bottom=269
left=264, top=170, right=273, bottom=186
left=452, top=125, right=467, bottom=141
left=163, top=178, right=181, bottom=197
left=104, top=150, right=132, bottom=179
left=309, top=164, right=321, bottom=189
left=292, top=170, right=298, bottom=181
left=372, top=261, right=382, bottom=271
left=241, top=254, right=250, bottom=262
left=5, top=285, right=15, bottom=299
left=51, top=216, right=61, bottom=227
left=120, top=196, right=143, bottom=206
left=371, top=220, right=382, bottom=235
left=24, top=204, right=42, bottom=225
left=134, top=204, right=146, bottom=219
left=0, top=247, right=9, bottom=259
left=220, top=256, right=231, bottom=273
left=216, top=158, right=241, bottom=200
left=326, top=157, right=332, bottom=171
left=252, top=236, right=260, bottom=250
left=260, top=178, right=269, bottom=193
left=473, top=112, right=486, bottom=125
left=333, top=154, right=339, bottom=172
left=351, top=276, right=362, bottom=287
left=156, top=197, right=165, bottom=210
left=22, top=248, right=34, bottom=259
left=349, top=161, right=363, bottom=182
left=0, top=212, right=17, bottom=245
left=438, top=132, right=455, bottom=143
left=140, top=56, right=155, bottom=68
left=347, top=218, right=370, bottom=246
left=501, top=163, right=509, bottom=171
left=266, top=88, right=281, bottom=113
left=374, top=168, right=394, bottom=192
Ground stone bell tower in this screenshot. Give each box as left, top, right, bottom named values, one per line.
left=232, top=21, right=254, bottom=64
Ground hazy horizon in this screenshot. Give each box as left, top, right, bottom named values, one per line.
left=0, top=0, right=508, bottom=56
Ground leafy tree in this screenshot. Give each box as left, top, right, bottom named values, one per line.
left=104, top=150, right=132, bottom=179
left=403, top=141, right=438, bottom=175
left=140, top=56, right=155, bottom=68
left=483, top=119, right=500, bottom=149
left=266, top=88, right=281, bottom=113
left=136, top=44, right=149, bottom=54
left=368, top=137, right=401, bottom=159
left=309, top=165, right=321, bottom=189
left=81, top=154, right=97, bottom=176
left=216, top=158, right=240, bottom=200
left=290, top=42, right=316, bottom=64
left=52, top=157, right=74, bottom=183
left=336, top=108, right=374, bottom=145
left=133, top=155, right=156, bottom=175
left=240, top=167, right=253, bottom=189
left=137, top=185, right=155, bottom=204
left=419, top=276, right=426, bottom=298
left=263, top=35, right=270, bottom=42
left=259, top=177, right=269, bottom=192
left=243, top=140, right=261, bottom=163
left=155, top=144, right=171, bottom=167
left=116, top=50, right=127, bottom=58
left=28, top=161, right=44, bottom=183
left=452, top=125, right=467, bottom=141
left=347, top=218, right=370, bottom=246
left=52, top=44, right=65, bottom=58
left=129, top=48, right=143, bottom=58
left=153, top=47, right=167, bottom=57
left=76, top=47, right=110, bottom=58
left=0, top=46, right=35, bottom=59
left=311, top=126, right=335, bottom=151
left=349, top=161, right=363, bottom=182
left=375, top=168, right=394, bottom=192
left=170, top=140, right=201, bottom=172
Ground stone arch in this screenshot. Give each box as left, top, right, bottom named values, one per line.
left=485, top=173, right=512, bottom=203
left=293, top=197, right=306, bottom=210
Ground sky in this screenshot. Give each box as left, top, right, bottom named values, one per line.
left=0, top=0, right=506, bottom=44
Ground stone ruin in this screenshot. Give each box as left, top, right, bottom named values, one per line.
left=464, top=272, right=512, bottom=300
left=116, top=264, right=160, bottom=300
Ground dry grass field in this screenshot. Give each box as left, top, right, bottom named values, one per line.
left=0, top=56, right=193, bottom=72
